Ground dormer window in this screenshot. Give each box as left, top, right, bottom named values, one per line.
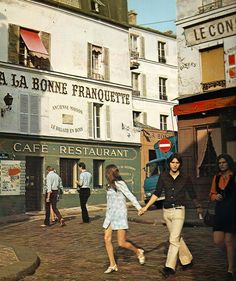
left=91, top=0, right=105, bottom=12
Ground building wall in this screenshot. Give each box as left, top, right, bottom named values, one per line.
left=176, top=1, right=236, bottom=95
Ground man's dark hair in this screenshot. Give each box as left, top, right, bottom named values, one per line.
left=78, top=162, right=86, bottom=169
left=167, top=153, right=183, bottom=169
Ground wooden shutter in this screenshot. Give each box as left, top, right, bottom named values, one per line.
left=139, top=36, right=145, bottom=58
left=40, top=31, right=50, bottom=70
left=20, top=94, right=29, bottom=133
left=106, top=105, right=111, bottom=139
left=30, top=96, right=40, bottom=134
left=88, top=102, right=93, bottom=138
left=142, top=73, right=147, bottom=97
left=87, top=43, right=93, bottom=78
left=103, top=47, right=110, bottom=81
left=8, top=24, right=20, bottom=64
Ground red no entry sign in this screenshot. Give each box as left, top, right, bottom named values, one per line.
left=159, top=138, right=172, bottom=153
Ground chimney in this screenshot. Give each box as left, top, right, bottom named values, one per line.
left=128, top=10, right=137, bottom=25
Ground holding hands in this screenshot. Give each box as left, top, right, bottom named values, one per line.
left=138, top=206, right=147, bottom=216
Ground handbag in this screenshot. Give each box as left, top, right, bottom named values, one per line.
left=203, top=201, right=215, bottom=227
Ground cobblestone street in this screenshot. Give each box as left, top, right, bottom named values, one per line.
left=0, top=208, right=234, bottom=281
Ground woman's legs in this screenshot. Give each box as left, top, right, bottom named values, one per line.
left=117, top=229, right=140, bottom=255
left=213, top=231, right=235, bottom=272
left=104, top=225, right=116, bottom=266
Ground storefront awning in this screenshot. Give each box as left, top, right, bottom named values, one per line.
left=173, top=95, right=236, bottom=116
left=20, top=29, right=48, bottom=58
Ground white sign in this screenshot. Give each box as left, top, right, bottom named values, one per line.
left=185, top=14, right=236, bottom=46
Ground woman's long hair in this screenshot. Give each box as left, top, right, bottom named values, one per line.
left=216, top=153, right=236, bottom=173
left=105, top=164, right=123, bottom=190
left=167, top=153, right=183, bottom=170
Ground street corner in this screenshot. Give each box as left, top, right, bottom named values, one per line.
left=0, top=244, right=40, bottom=281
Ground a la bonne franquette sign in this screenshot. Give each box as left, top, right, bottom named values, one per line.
left=0, top=71, right=130, bottom=105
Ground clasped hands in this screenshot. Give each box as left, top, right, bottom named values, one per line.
left=138, top=206, right=147, bottom=216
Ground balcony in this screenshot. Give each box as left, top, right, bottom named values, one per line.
left=201, top=79, right=226, bottom=91
left=198, top=0, right=222, bottom=14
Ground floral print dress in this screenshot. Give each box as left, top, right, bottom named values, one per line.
left=103, top=180, right=141, bottom=230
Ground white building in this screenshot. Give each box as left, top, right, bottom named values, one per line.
left=0, top=0, right=141, bottom=215
left=128, top=11, right=178, bottom=132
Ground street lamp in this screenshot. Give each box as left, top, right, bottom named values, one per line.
left=1, top=93, right=14, bottom=117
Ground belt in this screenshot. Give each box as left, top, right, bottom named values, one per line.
left=164, top=203, right=184, bottom=209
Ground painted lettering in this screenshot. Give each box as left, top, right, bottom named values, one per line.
left=0, top=72, right=7, bottom=85
left=11, top=74, right=28, bottom=88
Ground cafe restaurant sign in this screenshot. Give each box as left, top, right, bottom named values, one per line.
left=184, top=14, right=236, bottom=46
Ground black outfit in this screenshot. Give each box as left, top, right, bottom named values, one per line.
left=153, top=172, right=197, bottom=207
left=79, top=188, right=91, bottom=223
left=44, top=190, right=62, bottom=225
left=213, top=174, right=236, bottom=233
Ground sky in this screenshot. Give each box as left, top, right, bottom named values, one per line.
left=127, top=0, right=176, bottom=33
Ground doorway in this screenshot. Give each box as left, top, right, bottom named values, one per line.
left=25, top=156, right=43, bottom=211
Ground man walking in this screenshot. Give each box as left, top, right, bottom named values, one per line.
left=42, top=166, right=65, bottom=227
left=139, top=153, right=203, bottom=278
left=77, top=162, right=92, bottom=223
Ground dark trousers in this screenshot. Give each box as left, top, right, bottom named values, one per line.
left=79, top=188, right=90, bottom=223
left=44, top=190, right=62, bottom=225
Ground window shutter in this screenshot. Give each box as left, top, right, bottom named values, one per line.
left=20, top=94, right=29, bottom=133
left=142, top=73, right=147, bottom=96
left=30, top=96, right=40, bottom=133
left=139, top=36, right=145, bottom=58
left=106, top=105, right=111, bottom=139
left=88, top=102, right=93, bottom=138
left=87, top=43, right=93, bottom=78
left=8, top=24, right=20, bottom=64
left=103, top=47, right=110, bottom=81
left=143, top=112, right=147, bottom=125
left=40, top=31, right=50, bottom=70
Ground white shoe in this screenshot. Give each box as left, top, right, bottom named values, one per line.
left=137, top=249, right=145, bottom=265
left=104, top=264, right=118, bottom=274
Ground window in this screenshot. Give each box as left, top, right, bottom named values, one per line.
left=60, top=159, right=80, bottom=189
left=158, top=41, right=166, bottom=63
left=88, top=43, right=109, bottom=80
left=159, top=77, right=168, bottom=100
left=200, top=45, right=225, bottom=91
left=88, top=102, right=110, bottom=139
left=20, top=94, right=40, bottom=134
left=130, top=34, right=139, bottom=54
left=198, top=0, right=222, bottom=13
left=91, top=0, right=105, bottom=12
left=8, top=24, right=50, bottom=70
left=160, top=114, right=168, bottom=130
left=133, top=111, right=141, bottom=126
left=131, top=72, right=140, bottom=96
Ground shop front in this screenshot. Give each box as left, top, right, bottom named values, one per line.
left=0, top=134, right=141, bottom=217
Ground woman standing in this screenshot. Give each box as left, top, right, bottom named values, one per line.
left=209, top=154, right=236, bottom=281
left=103, top=164, right=145, bottom=274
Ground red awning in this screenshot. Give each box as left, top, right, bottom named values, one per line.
left=20, top=29, right=48, bottom=58
left=173, top=96, right=236, bottom=116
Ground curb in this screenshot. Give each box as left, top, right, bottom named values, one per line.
left=0, top=245, right=40, bottom=281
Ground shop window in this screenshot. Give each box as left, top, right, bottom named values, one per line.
left=158, top=41, right=166, bottom=63
left=87, top=43, right=109, bottom=80
left=93, top=160, right=104, bottom=189
left=8, top=24, right=50, bottom=70
left=60, top=158, right=79, bottom=189
left=160, top=114, right=168, bottom=130
left=196, top=127, right=221, bottom=177
left=200, top=45, right=225, bottom=91
left=20, top=94, right=40, bottom=134
left=159, top=77, right=168, bottom=100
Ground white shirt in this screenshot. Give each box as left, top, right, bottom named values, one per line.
left=46, top=171, right=60, bottom=192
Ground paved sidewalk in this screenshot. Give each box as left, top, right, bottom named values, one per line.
left=0, top=205, right=235, bottom=281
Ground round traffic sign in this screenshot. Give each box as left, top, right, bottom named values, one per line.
left=158, top=138, right=172, bottom=153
